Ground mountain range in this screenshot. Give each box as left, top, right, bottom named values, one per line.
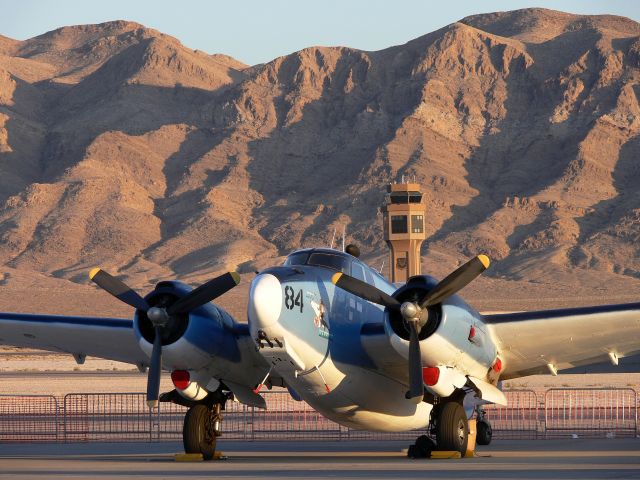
left=1, top=8, right=640, bottom=315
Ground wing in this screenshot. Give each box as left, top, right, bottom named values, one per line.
left=484, top=302, right=640, bottom=379
left=0, top=312, right=147, bottom=366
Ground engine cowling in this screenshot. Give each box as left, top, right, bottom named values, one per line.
left=133, top=281, right=240, bottom=372
left=385, top=275, right=498, bottom=382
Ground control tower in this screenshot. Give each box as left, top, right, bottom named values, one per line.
left=381, top=182, right=427, bottom=283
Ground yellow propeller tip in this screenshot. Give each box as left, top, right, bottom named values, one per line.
left=478, top=255, right=490, bottom=269
left=230, top=271, right=241, bottom=285
left=89, top=267, right=101, bottom=280
left=331, top=272, right=343, bottom=285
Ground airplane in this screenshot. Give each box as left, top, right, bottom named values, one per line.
left=1, top=246, right=640, bottom=458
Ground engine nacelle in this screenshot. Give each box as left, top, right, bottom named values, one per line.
left=421, top=366, right=467, bottom=397
left=386, top=275, right=499, bottom=385
left=171, top=370, right=210, bottom=401
left=133, top=281, right=242, bottom=372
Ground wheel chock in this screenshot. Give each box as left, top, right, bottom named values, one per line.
left=430, top=451, right=462, bottom=459
left=174, top=452, right=226, bottom=462
left=465, top=419, right=477, bottom=458
left=175, top=453, right=203, bottom=462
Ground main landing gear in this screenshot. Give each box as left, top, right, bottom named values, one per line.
left=160, top=389, right=228, bottom=460
left=408, top=399, right=494, bottom=458
left=183, top=403, right=222, bottom=460
left=408, top=398, right=470, bottom=458
left=434, top=401, right=469, bottom=453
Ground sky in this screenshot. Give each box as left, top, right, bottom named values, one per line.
left=1, top=1, right=638, bottom=65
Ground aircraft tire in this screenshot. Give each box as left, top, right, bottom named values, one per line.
left=435, top=402, right=468, bottom=454
left=183, top=404, right=217, bottom=460
left=476, top=419, right=493, bottom=445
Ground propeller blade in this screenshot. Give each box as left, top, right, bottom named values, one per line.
left=89, top=268, right=149, bottom=311
left=420, top=255, right=490, bottom=308
left=331, top=272, right=401, bottom=310
left=406, top=320, right=424, bottom=404
left=146, top=326, right=162, bottom=410
left=167, top=271, right=241, bottom=315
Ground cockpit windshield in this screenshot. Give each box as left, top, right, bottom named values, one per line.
left=307, top=252, right=351, bottom=273
left=283, top=250, right=351, bottom=273
left=283, top=252, right=309, bottom=266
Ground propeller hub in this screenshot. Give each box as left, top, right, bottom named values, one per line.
left=400, top=302, right=420, bottom=321
left=147, top=307, right=169, bottom=327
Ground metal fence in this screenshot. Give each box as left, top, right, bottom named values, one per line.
left=482, top=389, right=541, bottom=439
left=544, top=388, right=637, bottom=438
left=0, top=395, right=59, bottom=442
left=0, top=388, right=638, bottom=443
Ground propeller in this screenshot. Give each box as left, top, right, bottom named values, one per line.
left=331, top=255, right=490, bottom=403
left=418, top=255, right=489, bottom=308
left=331, top=272, right=400, bottom=310
left=88, top=268, right=149, bottom=311
left=89, top=268, right=241, bottom=409
left=167, top=272, right=240, bottom=315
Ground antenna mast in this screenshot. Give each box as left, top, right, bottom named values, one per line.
left=342, top=225, right=346, bottom=252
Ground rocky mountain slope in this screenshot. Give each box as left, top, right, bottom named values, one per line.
left=1, top=9, right=640, bottom=309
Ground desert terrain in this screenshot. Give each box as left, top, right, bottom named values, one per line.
left=0, top=8, right=639, bottom=293
left=1, top=8, right=640, bottom=395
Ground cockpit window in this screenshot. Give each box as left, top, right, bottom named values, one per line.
left=284, top=252, right=309, bottom=266
left=371, top=269, right=392, bottom=292
left=307, top=252, right=351, bottom=273
left=351, top=262, right=366, bottom=281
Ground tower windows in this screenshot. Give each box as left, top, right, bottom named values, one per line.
left=391, top=215, right=408, bottom=234
left=411, top=215, right=424, bottom=233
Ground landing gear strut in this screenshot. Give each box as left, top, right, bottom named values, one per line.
left=183, top=403, right=222, bottom=460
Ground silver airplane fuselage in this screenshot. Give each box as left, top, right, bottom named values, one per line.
left=247, top=248, right=498, bottom=432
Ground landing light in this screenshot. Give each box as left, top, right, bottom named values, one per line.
left=171, top=370, right=190, bottom=390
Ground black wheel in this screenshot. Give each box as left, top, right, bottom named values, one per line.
left=435, top=402, right=468, bottom=454
left=476, top=420, right=493, bottom=445
left=183, top=404, right=217, bottom=460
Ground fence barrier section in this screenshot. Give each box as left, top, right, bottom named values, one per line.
left=544, top=388, right=637, bottom=438
left=0, top=388, right=638, bottom=442
left=64, top=393, right=154, bottom=442
left=0, top=395, right=59, bottom=442
left=481, top=390, right=541, bottom=439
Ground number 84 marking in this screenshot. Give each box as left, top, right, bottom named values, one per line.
left=284, top=286, right=304, bottom=313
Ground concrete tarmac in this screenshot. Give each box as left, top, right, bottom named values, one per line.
left=0, top=438, right=639, bottom=479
